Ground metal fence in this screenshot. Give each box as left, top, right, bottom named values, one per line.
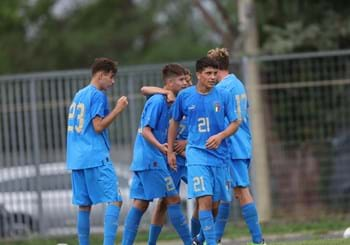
left=0, top=50, right=349, bottom=239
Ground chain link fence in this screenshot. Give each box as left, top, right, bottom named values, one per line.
left=0, top=50, right=349, bottom=239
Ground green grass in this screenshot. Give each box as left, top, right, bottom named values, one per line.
left=272, top=239, right=348, bottom=245
left=223, top=216, right=349, bottom=239
left=1, top=216, right=349, bottom=245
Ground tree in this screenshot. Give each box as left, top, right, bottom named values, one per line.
left=0, top=0, right=215, bottom=74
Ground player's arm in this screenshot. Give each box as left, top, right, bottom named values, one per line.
left=140, top=86, right=175, bottom=103
left=93, top=96, right=128, bottom=133
left=167, top=119, right=180, bottom=170
left=142, top=126, right=168, bottom=155
left=206, top=90, right=241, bottom=149
left=205, top=119, right=241, bottom=149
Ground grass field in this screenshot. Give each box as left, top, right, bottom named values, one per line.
left=271, top=240, right=349, bottom=245
left=1, top=216, right=349, bottom=245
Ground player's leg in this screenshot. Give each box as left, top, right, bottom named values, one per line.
left=86, top=161, right=123, bottom=245
left=122, top=199, right=149, bottom=245
left=148, top=165, right=186, bottom=245
left=214, top=202, right=230, bottom=242
left=214, top=163, right=233, bottom=242
left=122, top=172, right=150, bottom=245
left=77, top=205, right=91, bottom=245
left=165, top=182, right=192, bottom=245
left=71, top=169, right=92, bottom=245
left=188, top=165, right=218, bottom=245
left=196, top=195, right=216, bottom=245
left=104, top=201, right=122, bottom=245
left=191, top=199, right=201, bottom=238
left=233, top=159, right=264, bottom=244
left=235, top=187, right=265, bottom=244
left=148, top=198, right=167, bottom=245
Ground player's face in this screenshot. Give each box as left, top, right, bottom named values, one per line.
left=197, top=67, right=218, bottom=90
left=99, top=71, right=115, bottom=90
left=170, top=75, right=187, bottom=95
left=184, top=74, right=192, bottom=87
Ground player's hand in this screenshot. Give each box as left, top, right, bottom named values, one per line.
left=115, top=96, right=128, bottom=112
left=167, top=152, right=177, bottom=171
left=174, top=140, right=186, bottom=154
left=166, top=91, right=176, bottom=103
left=179, top=150, right=186, bottom=157
left=205, top=134, right=223, bottom=149
left=160, top=143, right=168, bottom=155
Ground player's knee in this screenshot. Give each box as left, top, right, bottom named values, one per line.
left=192, top=200, right=199, bottom=218
left=212, top=201, right=220, bottom=216
left=79, top=205, right=91, bottom=211
left=156, top=199, right=168, bottom=212
left=197, top=196, right=212, bottom=210
left=109, top=201, right=122, bottom=208
left=234, top=187, right=253, bottom=204
left=166, top=195, right=181, bottom=205
left=133, top=199, right=149, bottom=212
left=234, top=188, right=243, bottom=200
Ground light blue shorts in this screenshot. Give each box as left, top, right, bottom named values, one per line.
left=129, top=169, right=178, bottom=201
left=71, top=161, right=122, bottom=206
left=169, top=165, right=188, bottom=192
left=229, top=159, right=251, bottom=188
left=187, top=165, right=231, bottom=202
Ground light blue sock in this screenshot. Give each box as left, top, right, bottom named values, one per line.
left=103, top=205, right=121, bottom=245
left=198, top=210, right=215, bottom=245
left=241, top=203, right=263, bottom=244
left=77, top=210, right=90, bottom=245
left=191, top=216, right=201, bottom=238
left=215, top=202, right=230, bottom=241
left=147, top=224, right=162, bottom=245
left=122, top=206, right=144, bottom=245
left=167, top=203, right=192, bottom=245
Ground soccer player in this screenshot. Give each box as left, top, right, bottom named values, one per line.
left=208, top=48, right=266, bottom=245
left=122, top=64, right=192, bottom=245
left=168, top=57, right=241, bottom=245
left=140, top=68, right=192, bottom=244
left=66, top=57, right=128, bottom=245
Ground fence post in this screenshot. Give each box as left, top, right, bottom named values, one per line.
left=242, top=56, right=271, bottom=222
left=127, top=74, right=138, bottom=147
left=29, top=78, right=44, bottom=234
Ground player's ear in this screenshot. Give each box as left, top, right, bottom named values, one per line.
left=196, top=72, right=201, bottom=81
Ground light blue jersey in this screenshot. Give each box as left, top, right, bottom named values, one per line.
left=66, top=85, right=110, bottom=170
left=172, top=86, right=237, bottom=166
left=175, top=116, right=188, bottom=166
left=130, top=94, right=170, bottom=171
left=216, top=74, right=252, bottom=159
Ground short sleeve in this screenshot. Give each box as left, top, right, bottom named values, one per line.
left=142, top=96, right=163, bottom=129
left=224, top=91, right=238, bottom=123
left=172, top=92, right=184, bottom=122
left=90, top=92, right=106, bottom=119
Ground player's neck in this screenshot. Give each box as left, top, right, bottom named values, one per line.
left=164, top=85, right=177, bottom=96
left=217, top=70, right=229, bottom=81
left=91, top=79, right=103, bottom=90
left=196, top=83, right=212, bottom=94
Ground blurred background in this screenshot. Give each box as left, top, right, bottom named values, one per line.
left=0, top=0, right=350, bottom=242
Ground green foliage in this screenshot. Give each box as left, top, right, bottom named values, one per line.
left=2, top=1, right=350, bottom=74
left=257, top=1, right=350, bottom=54
left=0, top=0, right=213, bottom=75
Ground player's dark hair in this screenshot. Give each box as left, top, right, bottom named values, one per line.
left=91, top=57, right=118, bottom=76
left=207, top=48, right=229, bottom=70
left=196, top=57, right=219, bottom=72
left=184, top=67, right=192, bottom=76
left=162, top=63, right=186, bottom=82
